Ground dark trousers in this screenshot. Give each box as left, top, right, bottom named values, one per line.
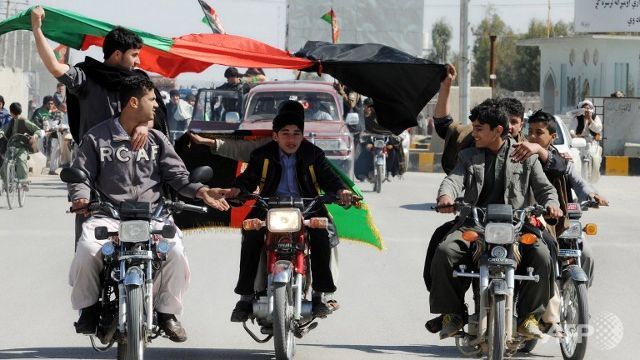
left=235, top=227, right=336, bottom=296
left=423, top=220, right=457, bottom=291
left=429, top=228, right=553, bottom=320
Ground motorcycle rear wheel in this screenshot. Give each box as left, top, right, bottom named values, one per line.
left=560, top=279, right=588, bottom=360
left=118, top=285, right=145, bottom=360
left=375, top=164, right=383, bottom=193
left=273, top=282, right=295, bottom=360
left=489, top=294, right=506, bottom=360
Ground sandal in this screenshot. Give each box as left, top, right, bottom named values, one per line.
left=326, top=299, right=340, bottom=312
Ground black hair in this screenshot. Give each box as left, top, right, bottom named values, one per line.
left=527, top=109, right=557, bottom=134
left=118, top=76, right=155, bottom=107
left=469, top=98, right=509, bottom=139
left=9, top=102, right=21, bottom=115
left=42, top=95, right=54, bottom=105
left=277, top=100, right=304, bottom=119
left=498, top=97, right=525, bottom=120
left=169, top=89, right=180, bottom=97
left=224, top=67, right=240, bottom=78
left=0, top=95, right=4, bottom=106
left=103, top=26, right=143, bottom=60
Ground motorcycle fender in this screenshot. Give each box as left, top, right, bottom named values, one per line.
left=562, top=265, right=588, bottom=283
left=272, top=261, right=293, bottom=284
left=490, top=279, right=509, bottom=295
left=375, top=156, right=385, bottom=166
left=124, top=266, right=144, bottom=286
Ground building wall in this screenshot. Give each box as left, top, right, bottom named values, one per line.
left=538, top=37, right=640, bottom=114
left=0, top=67, right=29, bottom=112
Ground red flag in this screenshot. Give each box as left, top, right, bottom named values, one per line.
left=320, top=8, right=339, bottom=43
left=53, top=44, right=69, bottom=64
left=198, top=0, right=225, bottom=34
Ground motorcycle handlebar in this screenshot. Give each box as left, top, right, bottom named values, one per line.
left=170, top=201, right=208, bottom=214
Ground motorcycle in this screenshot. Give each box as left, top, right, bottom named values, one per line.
left=231, top=193, right=361, bottom=360
left=437, top=200, right=547, bottom=360
left=521, top=199, right=598, bottom=359
left=359, top=134, right=388, bottom=193
left=60, top=167, right=211, bottom=360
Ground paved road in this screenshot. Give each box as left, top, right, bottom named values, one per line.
left=0, top=172, right=637, bottom=359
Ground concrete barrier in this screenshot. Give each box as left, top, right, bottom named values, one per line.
left=408, top=149, right=442, bottom=173
left=602, top=156, right=640, bottom=176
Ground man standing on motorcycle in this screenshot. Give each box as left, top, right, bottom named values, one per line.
left=431, top=101, right=562, bottom=340
left=68, top=76, right=230, bottom=342
left=226, top=110, right=353, bottom=322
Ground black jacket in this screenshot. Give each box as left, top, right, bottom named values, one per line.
left=235, top=140, right=345, bottom=200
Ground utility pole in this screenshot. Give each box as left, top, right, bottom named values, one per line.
left=489, top=35, right=497, bottom=98
left=459, top=0, right=471, bottom=123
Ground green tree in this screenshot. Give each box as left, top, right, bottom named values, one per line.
left=427, top=18, right=452, bottom=63
left=471, top=7, right=516, bottom=88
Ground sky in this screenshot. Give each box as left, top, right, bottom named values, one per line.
left=23, top=0, right=576, bottom=87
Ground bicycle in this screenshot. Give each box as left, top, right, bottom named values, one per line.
left=1, top=133, right=31, bottom=209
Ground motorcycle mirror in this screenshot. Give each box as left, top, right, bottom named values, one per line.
left=60, top=167, right=88, bottom=184
left=189, top=166, right=213, bottom=183
left=161, top=224, right=177, bottom=239
left=94, top=226, right=110, bottom=240
left=571, top=137, right=587, bottom=149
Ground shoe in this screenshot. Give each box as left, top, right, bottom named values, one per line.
left=157, top=312, right=187, bottom=342
left=517, top=314, right=544, bottom=339
left=312, top=297, right=338, bottom=318
left=230, top=300, right=252, bottom=323
left=439, top=313, right=464, bottom=339
left=541, top=322, right=566, bottom=339
left=74, top=303, right=101, bottom=334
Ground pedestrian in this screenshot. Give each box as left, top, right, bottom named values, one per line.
left=166, top=89, right=193, bottom=142
left=0, top=95, right=11, bottom=127
left=53, top=82, right=66, bottom=107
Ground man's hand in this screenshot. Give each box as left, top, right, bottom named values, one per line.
left=591, top=193, right=609, bottom=206
left=197, top=187, right=230, bottom=211
left=131, top=125, right=149, bottom=151
left=29, top=135, right=37, bottom=146
left=31, top=5, right=45, bottom=29
left=442, top=64, right=457, bottom=88
left=188, top=132, right=216, bottom=148
left=436, top=195, right=456, bottom=214
left=72, top=198, right=90, bottom=217
left=546, top=206, right=563, bottom=219
left=511, top=142, right=543, bottom=163
left=560, top=151, right=574, bottom=162
left=337, top=189, right=353, bottom=206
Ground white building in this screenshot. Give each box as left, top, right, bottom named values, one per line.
left=519, top=35, right=640, bottom=114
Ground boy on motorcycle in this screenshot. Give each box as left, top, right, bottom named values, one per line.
left=68, top=76, right=229, bottom=342
left=431, top=101, right=562, bottom=340
left=226, top=110, right=353, bottom=322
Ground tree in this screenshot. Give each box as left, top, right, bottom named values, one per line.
left=471, top=7, right=516, bottom=88
left=427, top=19, right=452, bottom=64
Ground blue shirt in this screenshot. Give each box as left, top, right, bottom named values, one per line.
left=0, top=108, right=11, bottom=127
left=276, top=150, right=300, bottom=197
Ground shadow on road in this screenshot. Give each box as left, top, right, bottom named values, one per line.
left=0, top=347, right=272, bottom=360
left=302, top=343, right=459, bottom=357
left=400, top=203, right=436, bottom=211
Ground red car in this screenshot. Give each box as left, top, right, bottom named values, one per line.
left=240, top=80, right=356, bottom=176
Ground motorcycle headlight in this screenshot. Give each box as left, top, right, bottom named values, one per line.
left=315, top=139, right=345, bottom=151
left=267, top=208, right=302, bottom=233
left=484, top=223, right=515, bottom=244
left=119, top=220, right=150, bottom=243
left=374, top=139, right=386, bottom=148
left=101, top=242, right=115, bottom=257
left=559, top=220, right=582, bottom=239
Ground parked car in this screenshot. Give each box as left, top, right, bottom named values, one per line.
left=240, top=80, right=357, bottom=176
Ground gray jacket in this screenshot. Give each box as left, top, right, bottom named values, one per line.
left=438, top=138, right=559, bottom=209
left=70, top=118, right=203, bottom=204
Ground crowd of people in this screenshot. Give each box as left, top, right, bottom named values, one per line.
left=0, top=5, right=611, bottom=353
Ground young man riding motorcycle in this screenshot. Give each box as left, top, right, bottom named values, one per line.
left=431, top=101, right=562, bottom=340
left=226, top=110, right=353, bottom=322
left=68, top=76, right=229, bottom=342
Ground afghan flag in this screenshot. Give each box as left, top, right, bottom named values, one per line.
left=198, top=0, right=225, bottom=34
left=320, top=8, right=339, bottom=44
left=53, top=44, right=69, bottom=64
left=172, top=131, right=383, bottom=249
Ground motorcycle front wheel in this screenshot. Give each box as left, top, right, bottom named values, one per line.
left=560, top=279, right=589, bottom=360
left=273, top=282, right=295, bottom=360
left=118, top=285, right=145, bottom=360
left=375, top=164, right=383, bottom=193
left=489, top=294, right=506, bottom=360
